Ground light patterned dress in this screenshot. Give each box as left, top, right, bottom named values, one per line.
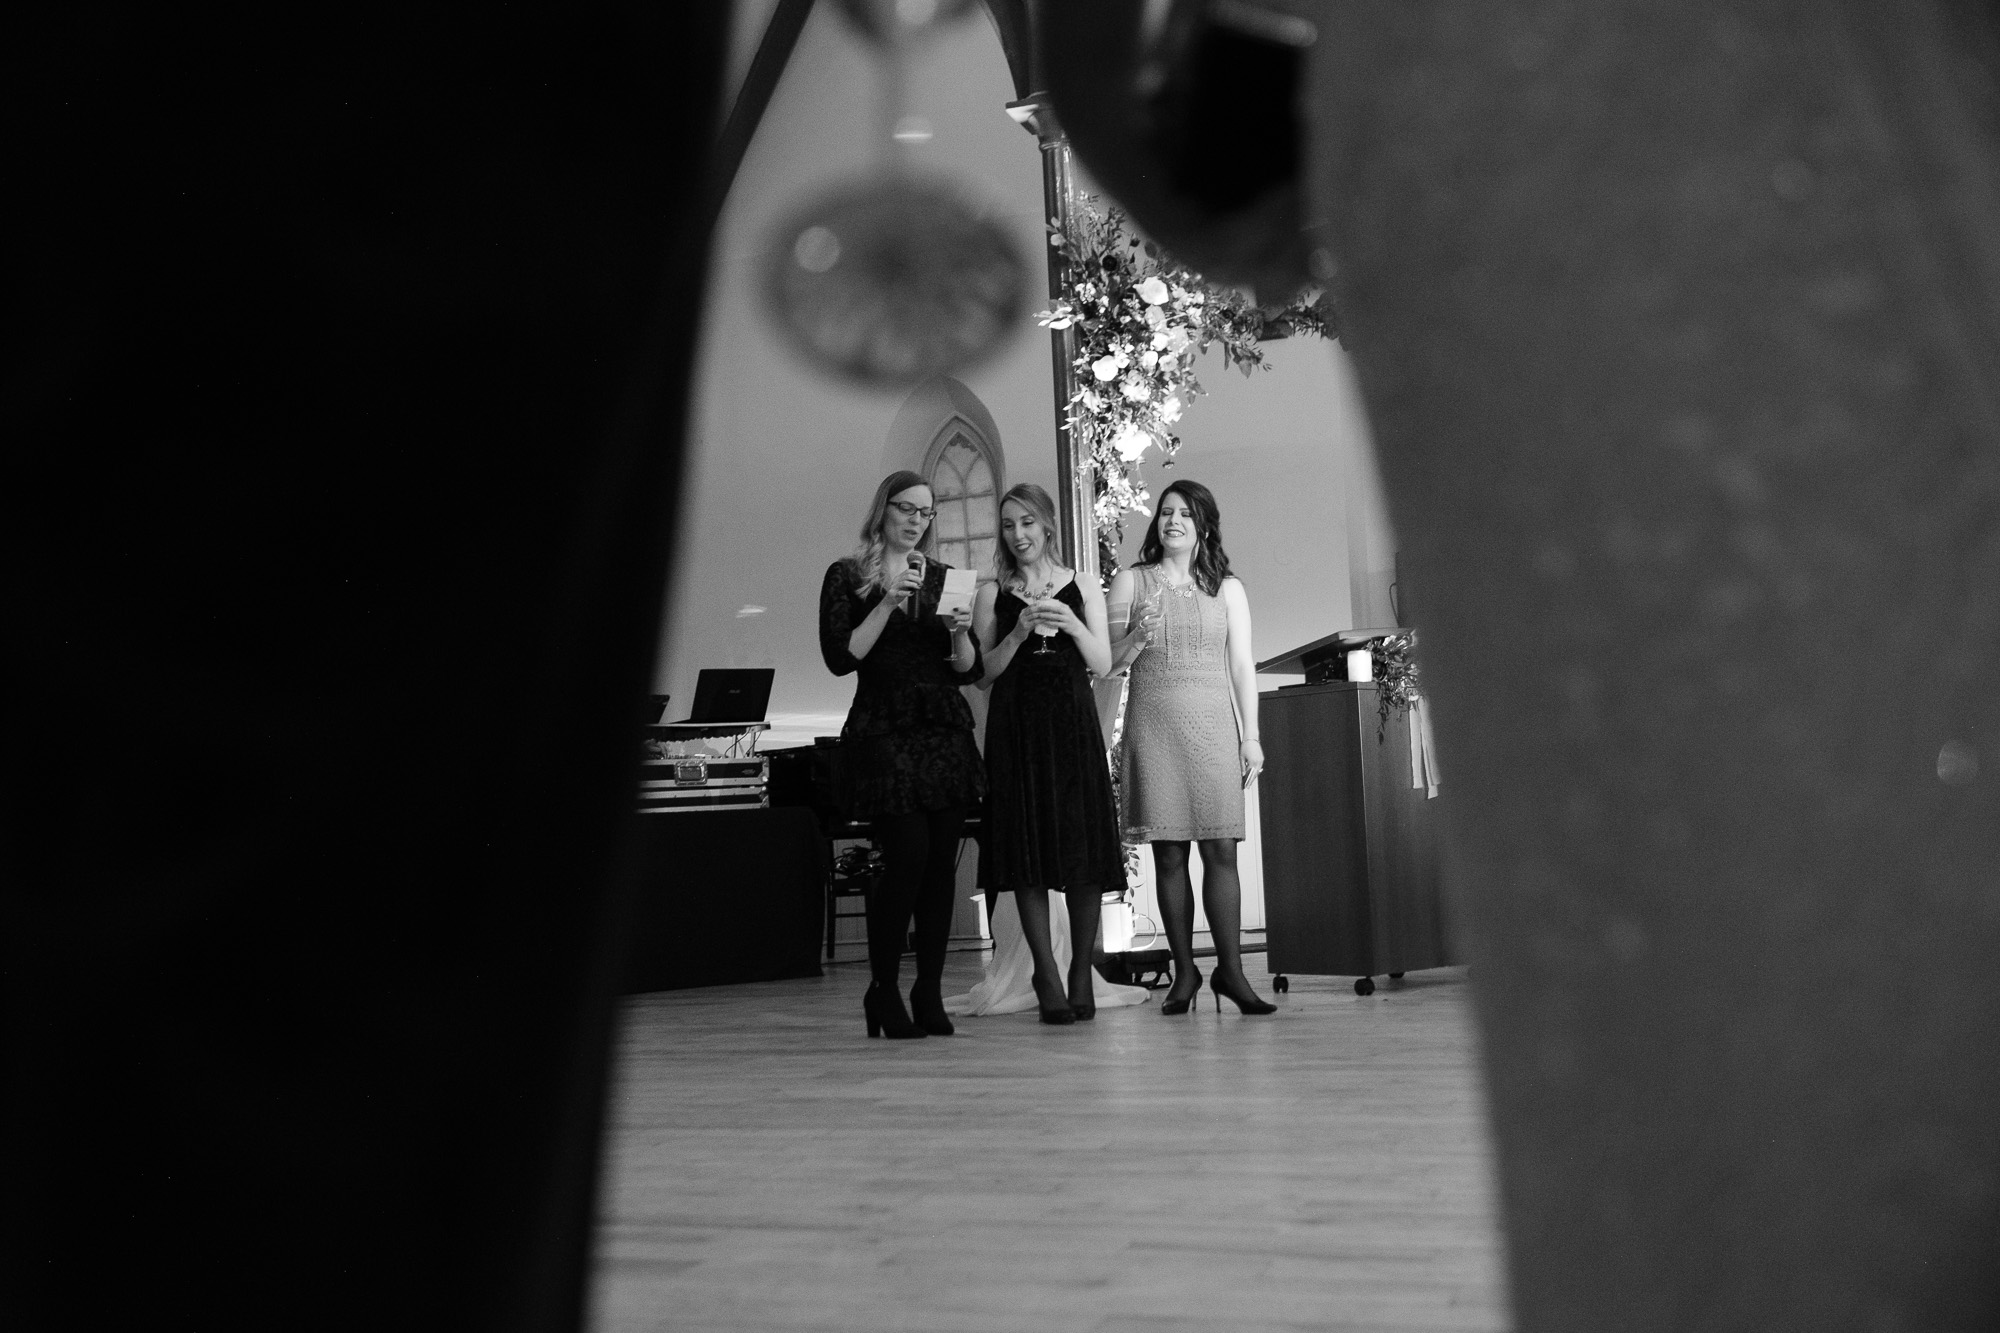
left=1117, top=564, right=1245, bottom=842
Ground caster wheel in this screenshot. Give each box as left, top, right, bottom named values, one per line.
left=1388, top=972, right=1404, bottom=980
left=1273, top=975, right=1289, bottom=993
left=1354, top=977, right=1375, bottom=996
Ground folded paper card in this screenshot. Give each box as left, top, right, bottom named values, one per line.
left=937, top=567, right=977, bottom=618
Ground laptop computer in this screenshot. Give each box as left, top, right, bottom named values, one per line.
left=677, top=668, right=773, bottom=725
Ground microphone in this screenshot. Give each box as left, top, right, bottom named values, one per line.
left=903, top=552, right=924, bottom=616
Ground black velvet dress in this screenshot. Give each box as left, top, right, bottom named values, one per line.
left=819, top=559, right=985, bottom=819
left=980, top=580, right=1127, bottom=893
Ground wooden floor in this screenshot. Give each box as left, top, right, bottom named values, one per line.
left=588, top=952, right=1511, bottom=1333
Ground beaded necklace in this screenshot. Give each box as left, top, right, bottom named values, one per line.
left=1153, top=565, right=1198, bottom=599
left=1010, top=566, right=1069, bottom=603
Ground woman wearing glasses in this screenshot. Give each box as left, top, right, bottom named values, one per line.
left=1106, top=479, right=1276, bottom=1017
left=820, top=471, right=983, bottom=1039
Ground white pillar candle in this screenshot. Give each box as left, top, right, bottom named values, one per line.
left=1347, top=647, right=1375, bottom=682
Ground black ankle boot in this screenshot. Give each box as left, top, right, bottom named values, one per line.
left=864, top=982, right=927, bottom=1039
left=909, top=982, right=955, bottom=1036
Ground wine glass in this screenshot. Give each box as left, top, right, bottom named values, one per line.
left=1028, top=587, right=1064, bottom=654
left=1031, top=604, right=1059, bottom=654
left=1132, top=589, right=1163, bottom=658
left=1128, top=588, right=1168, bottom=664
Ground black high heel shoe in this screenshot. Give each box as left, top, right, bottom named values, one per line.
left=1211, top=972, right=1277, bottom=1015
left=1033, top=971, right=1077, bottom=1026
left=909, top=983, right=955, bottom=1036
left=1158, top=966, right=1203, bottom=1016
left=1067, top=971, right=1096, bottom=1021
left=864, top=982, right=927, bottom=1039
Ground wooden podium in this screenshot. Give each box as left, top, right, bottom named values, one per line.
left=1256, top=677, right=1454, bottom=994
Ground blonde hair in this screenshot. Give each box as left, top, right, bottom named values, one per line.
left=845, top=470, right=937, bottom=592
left=991, top=482, right=1060, bottom=586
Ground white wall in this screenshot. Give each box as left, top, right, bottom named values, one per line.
left=666, top=6, right=1392, bottom=944
left=657, top=6, right=1055, bottom=740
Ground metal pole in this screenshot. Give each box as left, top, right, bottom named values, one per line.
left=1008, top=94, right=1096, bottom=581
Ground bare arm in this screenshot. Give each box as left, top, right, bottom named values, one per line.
left=1104, top=567, right=1158, bottom=675
left=946, top=602, right=980, bottom=680
left=1221, top=577, right=1263, bottom=786
left=1069, top=577, right=1114, bottom=677
left=972, top=581, right=1032, bottom=689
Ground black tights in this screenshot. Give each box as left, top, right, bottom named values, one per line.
left=867, top=806, right=968, bottom=994
left=1152, top=839, right=1250, bottom=996
left=1014, top=885, right=1103, bottom=1011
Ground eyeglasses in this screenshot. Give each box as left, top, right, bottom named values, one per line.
left=886, top=500, right=936, bottom=520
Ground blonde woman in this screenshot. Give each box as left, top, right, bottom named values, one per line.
left=819, top=471, right=983, bottom=1039
left=967, top=483, right=1129, bottom=1023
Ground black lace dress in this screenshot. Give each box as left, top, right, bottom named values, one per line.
left=980, top=580, right=1127, bottom=893
left=819, top=559, right=985, bottom=819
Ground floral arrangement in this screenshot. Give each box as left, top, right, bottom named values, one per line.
left=1371, top=632, right=1421, bottom=739
left=1036, top=201, right=1334, bottom=561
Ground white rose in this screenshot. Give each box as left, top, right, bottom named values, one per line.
left=1137, top=276, right=1170, bottom=304
left=1162, top=394, right=1184, bottom=423
left=1114, top=422, right=1152, bottom=461
left=1092, top=355, right=1120, bottom=382
left=1140, top=350, right=1159, bottom=370
left=1120, top=375, right=1151, bottom=402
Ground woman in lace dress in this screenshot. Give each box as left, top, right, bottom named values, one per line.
left=1106, top=480, right=1276, bottom=1016
left=819, top=471, right=983, bottom=1040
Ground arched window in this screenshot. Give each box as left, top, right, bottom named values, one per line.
left=924, top=419, right=1000, bottom=579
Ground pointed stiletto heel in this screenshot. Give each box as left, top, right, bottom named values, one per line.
left=1211, top=973, right=1278, bottom=1015
left=1158, top=966, right=1202, bottom=1016
left=864, top=982, right=927, bottom=1039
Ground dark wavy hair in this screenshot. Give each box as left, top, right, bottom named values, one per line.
left=1137, top=479, right=1233, bottom=597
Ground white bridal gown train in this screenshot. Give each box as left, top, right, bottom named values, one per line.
left=944, top=890, right=1151, bottom=1015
